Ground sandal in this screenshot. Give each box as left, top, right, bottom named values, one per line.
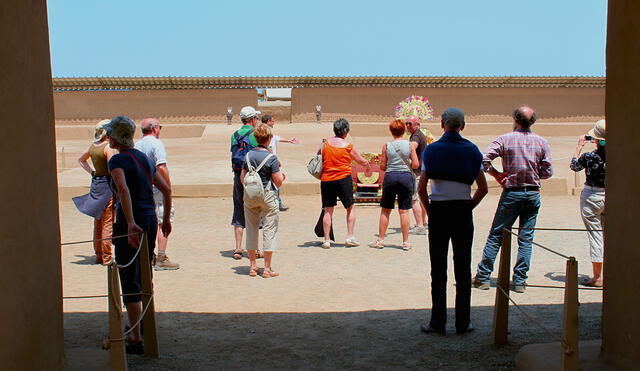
left=402, top=241, right=412, bottom=251
left=249, top=266, right=259, bottom=277
left=368, top=239, right=384, bottom=249
left=232, top=250, right=243, bottom=260
left=262, top=268, right=280, bottom=278
left=125, top=337, right=144, bottom=355
left=256, top=251, right=264, bottom=259
left=581, top=278, right=603, bottom=287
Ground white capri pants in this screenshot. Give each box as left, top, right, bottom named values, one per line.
left=580, top=185, right=605, bottom=263
left=244, top=190, right=279, bottom=252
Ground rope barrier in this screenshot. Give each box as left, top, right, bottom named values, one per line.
left=525, top=284, right=603, bottom=291
left=111, top=236, right=145, bottom=269
left=108, top=295, right=155, bottom=342
left=497, top=286, right=566, bottom=345
left=514, top=227, right=604, bottom=232
left=61, top=232, right=141, bottom=246
left=503, top=228, right=571, bottom=260
left=63, top=292, right=153, bottom=300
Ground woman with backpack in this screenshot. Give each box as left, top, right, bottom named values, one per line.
left=368, top=119, right=420, bottom=250
left=241, top=124, right=285, bottom=278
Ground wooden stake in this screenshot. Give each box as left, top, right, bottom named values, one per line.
left=108, top=264, right=127, bottom=371
left=492, top=229, right=512, bottom=345
left=139, top=232, right=159, bottom=357
left=561, top=257, right=579, bottom=371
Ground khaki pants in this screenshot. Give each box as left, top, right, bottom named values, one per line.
left=93, top=198, right=114, bottom=263
left=580, top=186, right=605, bottom=263
left=244, top=190, right=279, bottom=252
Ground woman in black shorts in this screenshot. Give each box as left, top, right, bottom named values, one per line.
left=369, top=119, right=419, bottom=250
left=319, top=118, right=370, bottom=249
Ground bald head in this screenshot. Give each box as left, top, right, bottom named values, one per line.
left=405, top=115, right=420, bottom=133
left=513, top=106, right=537, bottom=128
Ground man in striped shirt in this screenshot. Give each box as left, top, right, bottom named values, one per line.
left=472, top=106, right=553, bottom=293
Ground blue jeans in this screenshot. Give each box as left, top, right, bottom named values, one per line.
left=476, top=190, right=541, bottom=285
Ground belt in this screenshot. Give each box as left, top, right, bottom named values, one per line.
left=505, top=186, right=540, bottom=192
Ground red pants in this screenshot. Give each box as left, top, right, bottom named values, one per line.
left=93, top=198, right=114, bottom=264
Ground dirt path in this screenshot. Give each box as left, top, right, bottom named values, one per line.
left=61, top=194, right=602, bottom=370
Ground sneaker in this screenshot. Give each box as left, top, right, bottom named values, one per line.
left=456, top=323, right=475, bottom=334
left=420, top=324, right=446, bottom=336
left=322, top=241, right=331, bottom=249
left=472, top=277, right=490, bottom=290
left=408, top=225, right=419, bottom=233
left=154, top=255, right=180, bottom=271
left=512, top=284, right=526, bottom=293
left=410, top=226, right=427, bottom=235
left=344, top=237, right=360, bottom=247
left=279, top=204, right=289, bottom=211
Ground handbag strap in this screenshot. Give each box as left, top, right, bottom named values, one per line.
left=389, top=140, right=412, bottom=171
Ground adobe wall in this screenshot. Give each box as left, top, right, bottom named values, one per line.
left=291, top=87, right=605, bottom=122
left=601, top=0, right=640, bottom=368
left=53, top=88, right=258, bottom=123
left=0, top=0, right=64, bottom=369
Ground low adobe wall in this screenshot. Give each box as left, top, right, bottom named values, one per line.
left=53, top=88, right=258, bottom=123
left=291, top=87, right=605, bottom=122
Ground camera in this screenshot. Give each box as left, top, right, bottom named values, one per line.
left=585, top=135, right=593, bottom=141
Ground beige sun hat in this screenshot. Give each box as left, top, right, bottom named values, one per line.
left=588, top=119, right=606, bottom=140
left=93, top=119, right=111, bottom=140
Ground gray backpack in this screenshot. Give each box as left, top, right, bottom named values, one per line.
left=243, top=152, right=274, bottom=202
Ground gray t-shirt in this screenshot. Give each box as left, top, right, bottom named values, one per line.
left=385, top=140, right=412, bottom=173
left=243, top=148, right=280, bottom=191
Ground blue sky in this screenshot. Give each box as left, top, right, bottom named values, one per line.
left=47, top=0, right=607, bottom=77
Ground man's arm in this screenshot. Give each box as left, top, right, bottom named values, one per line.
left=539, top=140, right=553, bottom=179
left=153, top=170, right=172, bottom=237
left=483, top=138, right=507, bottom=184
left=417, top=169, right=430, bottom=217
left=280, top=137, right=299, bottom=144
left=471, top=170, right=488, bottom=209
left=157, top=164, right=172, bottom=189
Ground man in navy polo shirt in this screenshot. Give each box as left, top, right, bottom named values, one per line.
left=417, top=107, right=488, bottom=335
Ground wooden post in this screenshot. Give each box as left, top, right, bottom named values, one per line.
left=139, top=232, right=159, bottom=357
left=108, top=264, right=127, bottom=371
left=562, top=257, right=579, bottom=370
left=492, top=228, right=512, bottom=345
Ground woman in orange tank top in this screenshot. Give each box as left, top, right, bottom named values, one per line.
left=319, top=118, right=370, bottom=249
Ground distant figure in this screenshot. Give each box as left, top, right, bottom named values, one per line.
left=230, top=106, right=260, bottom=260
left=418, top=108, right=487, bottom=335
left=570, top=119, right=606, bottom=287
left=473, top=106, right=553, bottom=293
left=319, top=118, right=370, bottom=248
left=262, top=114, right=299, bottom=211
left=105, top=116, right=172, bottom=354
left=368, top=119, right=419, bottom=250
left=73, top=120, right=116, bottom=265
left=241, top=124, right=285, bottom=278
left=135, top=118, right=179, bottom=271
left=406, top=115, right=428, bottom=235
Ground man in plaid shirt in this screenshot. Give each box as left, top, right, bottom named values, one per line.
left=472, top=106, right=553, bottom=293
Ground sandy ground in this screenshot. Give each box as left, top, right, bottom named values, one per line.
left=55, top=122, right=591, bottom=188
left=61, top=194, right=603, bottom=370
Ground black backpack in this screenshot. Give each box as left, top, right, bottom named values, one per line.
left=231, top=129, right=254, bottom=171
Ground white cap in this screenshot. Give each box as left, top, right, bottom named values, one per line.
left=239, top=106, right=261, bottom=120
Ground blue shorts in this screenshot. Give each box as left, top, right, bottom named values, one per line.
left=380, top=171, right=414, bottom=210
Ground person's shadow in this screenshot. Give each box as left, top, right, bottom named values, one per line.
left=231, top=266, right=251, bottom=275
left=545, top=271, right=591, bottom=283
left=220, top=250, right=241, bottom=259
left=297, top=241, right=347, bottom=248
left=71, top=255, right=97, bottom=265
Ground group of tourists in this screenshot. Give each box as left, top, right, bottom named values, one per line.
left=72, top=103, right=606, bottom=347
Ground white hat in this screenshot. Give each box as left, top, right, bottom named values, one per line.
left=239, top=106, right=261, bottom=120
left=587, top=119, right=605, bottom=140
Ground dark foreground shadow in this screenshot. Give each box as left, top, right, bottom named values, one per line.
left=545, top=271, right=591, bottom=284
left=64, top=303, right=602, bottom=371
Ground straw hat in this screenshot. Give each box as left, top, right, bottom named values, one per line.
left=588, top=119, right=606, bottom=140
left=93, top=119, right=111, bottom=140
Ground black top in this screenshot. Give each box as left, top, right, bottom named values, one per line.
left=108, top=148, right=157, bottom=216
left=422, top=131, right=483, bottom=185
left=410, top=129, right=428, bottom=175
left=570, top=148, right=606, bottom=188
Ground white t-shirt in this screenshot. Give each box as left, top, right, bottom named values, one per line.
left=268, top=135, right=282, bottom=155
left=135, top=135, right=167, bottom=166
